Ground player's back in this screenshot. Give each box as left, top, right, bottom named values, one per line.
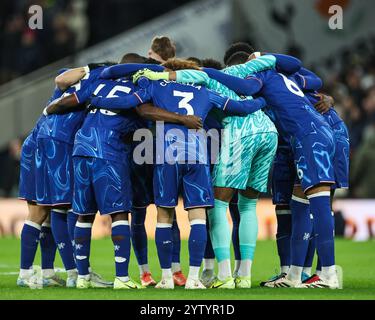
left=149, top=80, right=213, bottom=164
left=256, top=69, right=329, bottom=139
left=73, top=77, right=140, bottom=163
left=37, top=67, right=105, bottom=144
left=150, top=80, right=213, bottom=127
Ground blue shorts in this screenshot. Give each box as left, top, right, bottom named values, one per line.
left=35, top=138, right=74, bottom=206
left=153, top=163, right=214, bottom=210
left=271, top=147, right=295, bottom=205
left=130, top=162, right=154, bottom=208
left=332, top=122, right=350, bottom=189
left=72, top=156, right=132, bottom=215
left=19, top=134, right=37, bottom=202
left=292, top=125, right=335, bottom=192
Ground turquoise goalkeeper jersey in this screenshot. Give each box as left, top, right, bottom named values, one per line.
left=175, top=55, right=277, bottom=140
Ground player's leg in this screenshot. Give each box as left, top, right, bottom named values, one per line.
left=67, top=209, right=78, bottom=251
left=200, top=211, right=217, bottom=287
left=74, top=213, right=95, bottom=288
left=210, top=136, right=248, bottom=288
left=171, top=209, right=186, bottom=286
left=182, top=163, right=213, bottom=289
left=185, top=208, right=207, bottom=289
left=261, top=147, right=295, bottom=287
left=236, top=188, right=259, bottom=288
left=50, top=207, right=77, bottom=286
left=155, top=206, right=175, bottom=289
left=130, top=162, right=156, bottom=286
left=111, top=212, right=143, bottom=289
left=284, top=185, right=314, bottom=285
left=153, top=163, right=179, bottom=289
left=18, top=202, right=49, bottom=288
left=236, top=132, right=277, bottom=288
left=276, top=128, right=339, bottom=288
left=229, top=192, right=241, bottom=277
left=207, top=186, right=235, bottom=288
left=40, top=213, right=65, bottom=287
left=17, top=136, right=46, bottom=287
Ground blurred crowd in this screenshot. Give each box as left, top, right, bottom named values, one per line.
left=0, top=0, right=191, bottom=85
left=317, top=37, right=375, bottom=198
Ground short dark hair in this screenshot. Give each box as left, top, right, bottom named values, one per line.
left=186, top=56, right=202, bottom=66
left=226, top=51, right=249, bottom=66
left=151, top=36, right=176, bottom=61
left=119, top=53, right=146, bottom=64
left=144, top=57, right=161, bottom=65
left=224, top=42, right=254, bottom=65
left=201, top=58, right=223, bottom=70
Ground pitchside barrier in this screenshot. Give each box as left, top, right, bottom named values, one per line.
left=0, top=198, right=374, bottom=241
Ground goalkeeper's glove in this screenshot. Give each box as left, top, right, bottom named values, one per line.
left=133, top=69, right=169, bottom=83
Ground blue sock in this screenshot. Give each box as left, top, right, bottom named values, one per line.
left=229, top=202, right=241, bottom=261
left=51, top=210, right=76, bottom=271
left=308, top=193, right=335, bottom=267
left=316, top=211, right=334, bottom=272
left=131, top=207, right=148, bottom=266
left=40, top=223, right=56, bottom=270
left=189, top=220, right=207, bottom=267
left=155, top=223, right=173, bottom=269
left=74, top=221, right=92, bottom=275
left=20, top=220, right=41, bottom=270
left=204, top=217, right=215, bottom=259
left=171, top=215, right=181, bottom=264
left=276, top=209, right=292, bottom=269
left=304, top=223, right=316, bottom=269
left=112, top=220, right=131, bottom=277
left=290, top=196, right=313, bottom=267
left=67, top=210, right=78, bottom=246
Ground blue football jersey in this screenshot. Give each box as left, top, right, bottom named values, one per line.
left=37, top=67, right=105, bottom=144
left=148, top=80, right=229, bottom=131
left=304, top=91, right=343, bottom=127
left=249, top=70, right=330, bottom=140
left=73, top=77, right=141, bottom=163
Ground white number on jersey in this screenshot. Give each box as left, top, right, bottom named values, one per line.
left=279, top=73, right=305, bottom=97
left=90, top=84, right=132, bottom=116
left=173, top=90, right=194, bottom=115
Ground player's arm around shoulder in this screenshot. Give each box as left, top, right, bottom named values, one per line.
left=224, top=53, right=276, bottom=78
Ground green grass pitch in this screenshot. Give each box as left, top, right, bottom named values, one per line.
left=0, top=238, right=374, bottom=300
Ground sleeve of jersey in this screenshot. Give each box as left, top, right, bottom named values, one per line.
left=224, top=97, right=267, bottom=115
left=270, top=53, right=302, bottom=74
left=297, top=68, right=323, bottom=91
left=224, top=55, right=276, bottom=78
left=90, top=89, right=151, bottom=110
left=175, top=70, right=211, bottom=85
left=100, top=63, right=164, bottom=79
left=203, top=68, right=262, bottom=96
left=74, top=86, right=91, bottom=104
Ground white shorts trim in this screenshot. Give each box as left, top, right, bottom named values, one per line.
left=156, top=223, right=172, bottom=228
left=190, top=219, right=206, bottom=226
left=307, top=191, right=331, bottom=199
left=25, top=220, right=41, bottom=230
left=291, top=195, right=310, bottom=204
left=76, top=222, right=93, bottom=228
left=111, top=220, right=129, bottom=228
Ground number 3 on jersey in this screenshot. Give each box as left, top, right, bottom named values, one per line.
left=173, top=90, right=194, bottom=115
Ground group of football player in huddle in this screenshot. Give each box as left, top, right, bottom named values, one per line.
left=17, top=35, right=348, bottom=290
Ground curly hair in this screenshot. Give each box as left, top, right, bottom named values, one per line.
left=162, top=58, right=200, bottom=71
left=151, top=36, right=176, bottom=61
